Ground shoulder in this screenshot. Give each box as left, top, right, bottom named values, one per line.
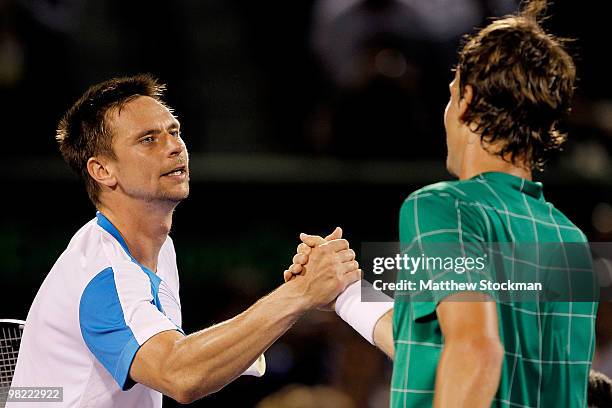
left=401, top=180, right=486, bottom=214
left=67, top=217, right=131, bottom=262
left=399, top=181, right=487, bottom=240
left=405, top=179, right=488, bottom=203
left=54, top=218, right=129, bottom=282
left=64, top=217, right=103, bottom=252
left=546, top=202, right=589, bottom=241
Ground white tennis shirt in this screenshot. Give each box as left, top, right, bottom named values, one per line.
left=10, top=212, right=183, bottom=407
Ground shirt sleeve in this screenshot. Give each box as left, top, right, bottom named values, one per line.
left=79, top=261, right=179, bottom=390
left=399, top=190, right=492, bottom=320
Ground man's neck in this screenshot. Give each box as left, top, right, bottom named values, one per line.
left=458, top=135, right=532, bottom=181
left=98, top=197, right=176, bottom=272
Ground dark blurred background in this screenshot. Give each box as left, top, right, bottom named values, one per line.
left=1, top=1, right=611, bottom=407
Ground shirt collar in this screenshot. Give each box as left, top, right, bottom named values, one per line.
left=473, top=172, right=543, bottom=199
left=96, top=211, right=132, bottom=257
left=96, top=211, right=162, bottom=277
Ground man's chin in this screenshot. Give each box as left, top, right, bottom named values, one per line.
left=161, top=186, right=190, bottom=204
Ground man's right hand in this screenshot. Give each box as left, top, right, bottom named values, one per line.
left=289, top=236, right=360, bottom=309
left=283, top=227, right=343, bottom=282
left=283, top=228, right=356, bottom=311
left=283, top=230, right=394, bottom=356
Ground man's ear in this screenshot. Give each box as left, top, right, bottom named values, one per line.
left=87, top=156, right=117, bottom=189
left=458, top=84, right=473, bottom=121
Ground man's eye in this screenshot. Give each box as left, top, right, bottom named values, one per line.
left=170, top=130, right=181, bottom=137
left=141, top=136, right=155, bottom=144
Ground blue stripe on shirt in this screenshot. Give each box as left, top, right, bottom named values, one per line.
left=79, top=267, right=140, bottom=390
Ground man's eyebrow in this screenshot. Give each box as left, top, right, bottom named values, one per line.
left=134, top=121, right=180, bottom=139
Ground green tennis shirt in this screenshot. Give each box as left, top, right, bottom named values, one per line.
left=391, top=172, right=597, bottom=408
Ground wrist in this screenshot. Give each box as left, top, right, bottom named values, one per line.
left=278, top=277, right=314, bottom=314
left=335, top=280, right=394, bottom=344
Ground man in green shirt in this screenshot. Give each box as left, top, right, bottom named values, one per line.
left=392, top=171, right=596, bottom=407
left=286, top=1, right=597, bottom=407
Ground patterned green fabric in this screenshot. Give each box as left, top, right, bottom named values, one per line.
left=391, top=172, right=597, bottom=408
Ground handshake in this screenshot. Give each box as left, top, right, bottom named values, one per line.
left=281, top=227, right=394, bottom=346
left=282, top=227, right=359, bottom=310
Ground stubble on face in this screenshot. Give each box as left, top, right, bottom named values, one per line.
left=105, top=96, right=190, bottom=207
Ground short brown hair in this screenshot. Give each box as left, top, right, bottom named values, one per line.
left=56, top=74, right=167, bottom=205
left=457, top=0, right=575, bottom=170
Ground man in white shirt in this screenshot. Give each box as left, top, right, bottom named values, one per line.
left=9, top=74, right=361, bottom=407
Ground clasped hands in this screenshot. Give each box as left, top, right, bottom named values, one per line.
left=283, top=227, right=361, bottom=311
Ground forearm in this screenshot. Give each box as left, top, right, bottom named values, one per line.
left=433, top=338, right=503, bottom=408
left=165, top=279, right=310, bottom=400
left=373, top=310, right=394, bottom=359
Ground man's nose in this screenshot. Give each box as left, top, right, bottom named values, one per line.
left=165, top=133, right=184, bottom=157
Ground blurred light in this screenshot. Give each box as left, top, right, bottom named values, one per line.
left=593, top=100, right=612, bottom=133
left=374, top=49, right=407, bottom=78
left=594, top=258, right=612, bottom=287
left=593, top=203, right=612, bottom=234
left=569, top=141, right=612, bottom=180
left=0, top=36, right=24, bottom=87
